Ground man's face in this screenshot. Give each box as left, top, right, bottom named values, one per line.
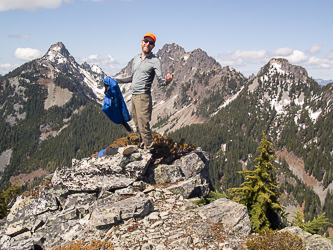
left=141, top=36, right=155, bottom=54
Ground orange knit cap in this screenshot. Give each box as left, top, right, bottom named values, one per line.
left=144, top=33, right=156, bottom=43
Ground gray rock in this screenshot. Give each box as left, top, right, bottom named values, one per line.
left=60, top=192, right=97, bottom=212
left=131, top=181, right=149, bottom=192
left=90, top=196, right=154, bottom=229
left=51, top=207, right=80, bottom=222
left=52, top=150, right=152, bottom=191
left=219, top=238, right=246, bottom=250
left=6, top=192, right=58, bottom=223
left=90, top=193, right=122, bottom=210
left=0, top=235, right=44, bottom=250
left=193, top=222, right=214, bottom=239
left=5, top=216, right=44, bottom=237
left=280, top=226, right=333, bottom=250
left=146, top=163, right=184, bottom=184
left=0, top=235, right=14, bottom=249
left=166, top=174, right=210, bottom=199
left=305, top=234, right=333, bottom=250
left=141, top=243, right=154, bottom=250
left=181, top=200, right=199, bottom=210
left=175, top=152, right=206, bottom=179
left=196, top=198, right=251, bottom=236
left=35, top=218, right=86, bottom=248
left=115, top=186, right=135, bottom=195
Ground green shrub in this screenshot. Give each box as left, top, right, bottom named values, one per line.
left=191, top=197, right=206, bottom=207
left=291, top=209, right=332, bottom=235
left=206, top=190, right=227, bottom=203
left=190, top=190, right=227, bottom=207
left=0, top=185, right=21, bottom=219
left=246, top=228, right=304, bottom=250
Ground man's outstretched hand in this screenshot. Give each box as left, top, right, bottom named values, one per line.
left=165, top=73, right=174, bottom=83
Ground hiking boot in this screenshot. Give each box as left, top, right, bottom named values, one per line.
left=122, top=145, right=138, bottom=156
left=144, top=141, right=154, bottom=151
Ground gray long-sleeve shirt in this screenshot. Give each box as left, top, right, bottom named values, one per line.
left=115, top=53, right=168, bottom=95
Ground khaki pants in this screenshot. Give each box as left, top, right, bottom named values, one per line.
left=131, top=94, right=153, bottom=149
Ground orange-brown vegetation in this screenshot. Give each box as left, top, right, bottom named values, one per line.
left=53, top=239, right=114, bottom=250
left=92, top=133, right=195, bottom=162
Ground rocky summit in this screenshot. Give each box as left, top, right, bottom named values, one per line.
left=0, top=146, right=332, bottom=250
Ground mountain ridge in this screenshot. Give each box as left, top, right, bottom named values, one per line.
left=1, top=42, right=333, bottom=237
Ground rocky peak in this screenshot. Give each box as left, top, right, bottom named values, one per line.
left=258, top=58, right=308, bottom=83
left=80, top=61, right=91, bottom=71
left=190, top=48, right=221, bottom=70
left=39, top=42, right=105, bottom=101
left=156, top=43, right=186, bottom=64
left=42, top=42, right=74, bottom=64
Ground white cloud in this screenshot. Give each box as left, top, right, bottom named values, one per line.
left=234, top=49, right=267, bottom=59
left=88, top=54, right=99, bottom=60
left=216, top=46, right=333, bottom=78
left=0, top=63, right=20, bottom=75
left=14, top=47, right=43, bottom=61
left=272, top=47, right=293, bottom=56
left=0, top=0, right=64, bottom=11
left=326, top=51, right=333, bottom=60
left=0, top=0, right=121, bottom=11
left=217, top=49, right=268, bottom=67
left=79, top=54, right=124, bottom=74
left=0, top=63, right=13, bottom=70
left=283, top=50, right=308, bottom=64
left=8, top=34, right=30, bottom=39
left=306, top=57, right=333, bottom=69
left=307, top=43, right=322, bottom=55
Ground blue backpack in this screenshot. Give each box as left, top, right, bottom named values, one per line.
left=102, top=77, right=131, bottom=127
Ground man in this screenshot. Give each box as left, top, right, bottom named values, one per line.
left=112, top=33, right=174, bottom=150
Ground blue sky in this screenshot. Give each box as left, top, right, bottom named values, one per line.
left=1, top=0, right=333, bottom=80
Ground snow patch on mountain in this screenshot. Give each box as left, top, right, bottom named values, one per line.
left=44, top=44, right=67, bottom=64
left=79, top=68, right=104, bottom=102
left=91, top=64, right=102, bottom=74
left=270, top=63, right=285, bottom=75
left=210, top=86, right=244, bottom=117
left=309, top=108, right=322, bottom=122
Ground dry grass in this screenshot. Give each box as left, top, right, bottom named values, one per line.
left=53, top=239, right=114, bottom=250
left=246, top=228, right=304, bottom=250
left=92, top=133, right=195, bottom=162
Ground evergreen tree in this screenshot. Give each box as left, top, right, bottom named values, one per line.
left=0, top=185, right=20, bottom=219
left=0, top=192, right=8, bottom=219
left=291, top=209, right=332, bottom=235
left=228, top=133, right=285, bottom=231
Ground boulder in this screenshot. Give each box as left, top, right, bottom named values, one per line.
left=145, top=163, right=184, bottom=184
left=0, top=235, right=44, bottom=250
left=6, top=192, right=58, bottom=222
left=90, top=195, right=154, bottom=229
left=166, top=174, right=210, bottom=199
left=176, top=151, right=207, bottom=179
left=196, top=198, right=252, bottom=236
left=34, top=217, right=86, bottom=248
left=61, top=192, right=97, bottom=213
left=51, top=150, right=152, bottom=191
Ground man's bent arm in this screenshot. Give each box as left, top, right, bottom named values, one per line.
left=154, top=59, right=169, bottom=86
left=115, top=75, right=132, bottom=84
